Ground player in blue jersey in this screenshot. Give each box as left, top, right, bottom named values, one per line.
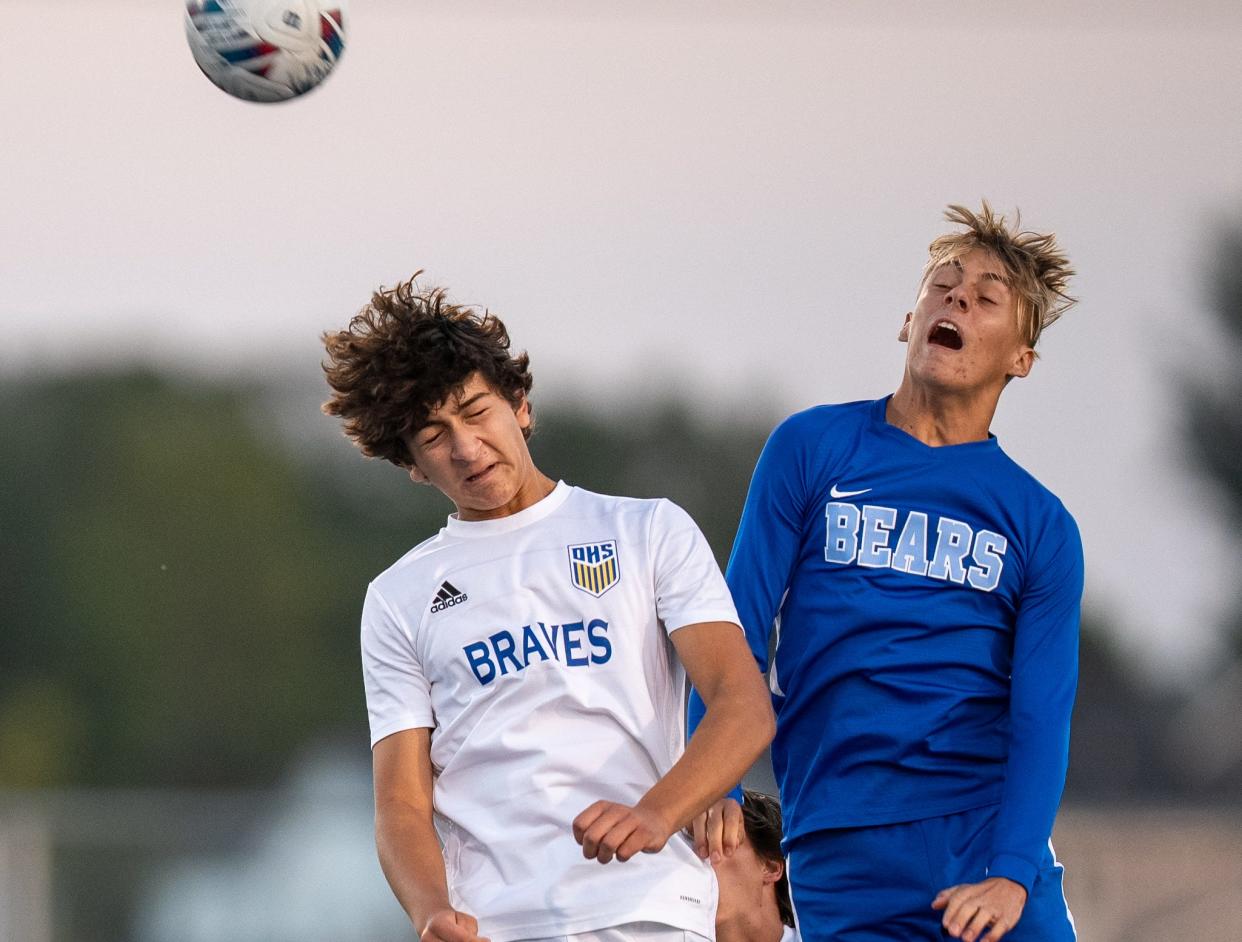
left=690, top=203, right=1081, bottom=942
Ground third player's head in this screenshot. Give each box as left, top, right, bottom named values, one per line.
left=713, top=790, right=795, bottom=933
left=898, top=202, right=1075, bottom=400
left=321, top=273, right=546, bottom=520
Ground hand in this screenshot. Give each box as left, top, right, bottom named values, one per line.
left=572, top=800, right=674, bottom=864
left=932, top=877, right=1028, bottom=942
left=688, top=797, right=744, bottom=863
left=419, top=908, right=490, bottom=942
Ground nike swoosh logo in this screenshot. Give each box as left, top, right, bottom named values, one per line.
left=829, top=484, right=872, bottom=499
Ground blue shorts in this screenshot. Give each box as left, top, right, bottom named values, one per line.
left=786, top=804, right=1075, bottom=941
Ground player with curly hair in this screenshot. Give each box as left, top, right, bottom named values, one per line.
left=691, top=203, right=1082, bottom=942
left=323, top=274, right=774, bottom=942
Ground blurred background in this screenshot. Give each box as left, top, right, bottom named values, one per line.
left=3, top=1, right=1241, bottom=939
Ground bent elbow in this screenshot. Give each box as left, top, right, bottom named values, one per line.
left=732, top=686, right=776, bottom=761
left=754, top=698, right=777, bottom=753
left=760, top=700, right=777, bottom=745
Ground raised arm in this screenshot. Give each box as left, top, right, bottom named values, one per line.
left=373, top=729, right=489, bottom=942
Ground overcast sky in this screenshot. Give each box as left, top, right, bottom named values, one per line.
left=4, top=0, right=1241, bottom=684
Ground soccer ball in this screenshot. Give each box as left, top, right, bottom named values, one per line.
left=185, top=1, right=347, bottom=103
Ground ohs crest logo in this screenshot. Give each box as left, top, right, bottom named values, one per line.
left=568, top=540, right=620, bottom=597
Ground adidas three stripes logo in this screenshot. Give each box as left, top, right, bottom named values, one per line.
left=430, top=581, right=468, bottom=613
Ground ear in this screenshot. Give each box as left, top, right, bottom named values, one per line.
left=1007, top=345, right=1035, bottom=380
left=761, top=857, right=784, bottom=886
left=898, top=312, right=913, bottom=343
left=514, top=394, right=532, bottom=430
left=407, top=463, right=430, bottom=485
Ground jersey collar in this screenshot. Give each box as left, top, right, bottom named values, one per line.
left=444, top=480, right=573, bottom=538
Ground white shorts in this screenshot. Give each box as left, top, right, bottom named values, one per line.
left=517, top=921, right=712, bottom=942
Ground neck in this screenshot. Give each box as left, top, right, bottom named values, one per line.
left=715, top=905, right=786, bottom=942
left=887, top=378, right=1000, bottom=446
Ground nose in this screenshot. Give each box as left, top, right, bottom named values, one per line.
left=448, top=427, right=483, bottom=463
left=944, top=285, right=970, bottom=312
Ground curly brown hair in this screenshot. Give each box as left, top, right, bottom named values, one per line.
left=321, top=272, right=534, bottom=468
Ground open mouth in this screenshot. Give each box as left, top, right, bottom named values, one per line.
left=928, top=320, right=963, bottom=351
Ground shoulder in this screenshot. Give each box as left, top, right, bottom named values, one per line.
left=775, top=399, right=875, bottom=441
left=988, top=451, right=1083, bottom=569
left=563, top=485, right=693, bottom=534
left=992, top=450, right=1080, bottom=530
left=368, top=528, right=457, bottom=604
left=563, top=484, right=657, bottom=516
left=755, top=400, right=877, bottom=487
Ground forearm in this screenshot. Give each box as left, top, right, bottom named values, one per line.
left=991, top=515, right=1082, bottom=889
left=639, top=683, right=773, bottom=833
left=989, top=641, right=1076, bottom=888
left=376, top=801, right=454, bottom=929
left=989, top=701, right=1072, bottom=889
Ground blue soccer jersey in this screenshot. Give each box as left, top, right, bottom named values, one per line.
left=691, top=397, right=1083, bottom=891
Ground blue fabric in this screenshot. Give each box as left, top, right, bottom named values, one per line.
left=689, top=397, right=1082, bottom=891
left=785, top=805, right=1075, bottom=941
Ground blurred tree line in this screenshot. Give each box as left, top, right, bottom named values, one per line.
left=1071, top=218, right=1242, bottom=803
left=0, top=372, right=772, bottom=790
left=1185, top=224, right=1242, bottom=657
left=1, top=349, right=1237, bottom=800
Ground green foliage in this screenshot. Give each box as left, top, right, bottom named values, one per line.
left=0, top=370, right=772, bottom=788
left=2, top=372, right=355, bottom=786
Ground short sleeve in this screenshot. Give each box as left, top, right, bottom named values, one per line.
left=361, top=583, right=435, bottom=747
left=648, top=499, right=742, bottom=634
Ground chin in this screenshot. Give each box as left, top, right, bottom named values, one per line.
left=459, top=484, right=519, bottom=513
left=912, top=361, right=979, bottom=390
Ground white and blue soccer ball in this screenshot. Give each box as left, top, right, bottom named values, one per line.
left=185, top=0, right=348, bottom=103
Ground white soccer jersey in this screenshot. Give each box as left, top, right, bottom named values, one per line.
left=362, top=482, right=740, bottom=942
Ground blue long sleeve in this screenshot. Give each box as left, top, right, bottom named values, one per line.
left=986, top=512, right=1083, bottom=891
left=723, top=412, right=817, bottom=674
left=687, top=413, right=816, bottom=795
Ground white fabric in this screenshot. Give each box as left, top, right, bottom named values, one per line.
left=516, top=920, right=713, bottom=942
left=780, top=925, right=800, bottom=942
left=362, top=482, right=740, bottom=942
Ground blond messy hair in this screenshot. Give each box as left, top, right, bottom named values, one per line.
left=925, top=201, right=1076, bottom=350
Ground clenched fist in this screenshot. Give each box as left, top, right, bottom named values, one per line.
left=572, top=801, right=674, bottom=864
